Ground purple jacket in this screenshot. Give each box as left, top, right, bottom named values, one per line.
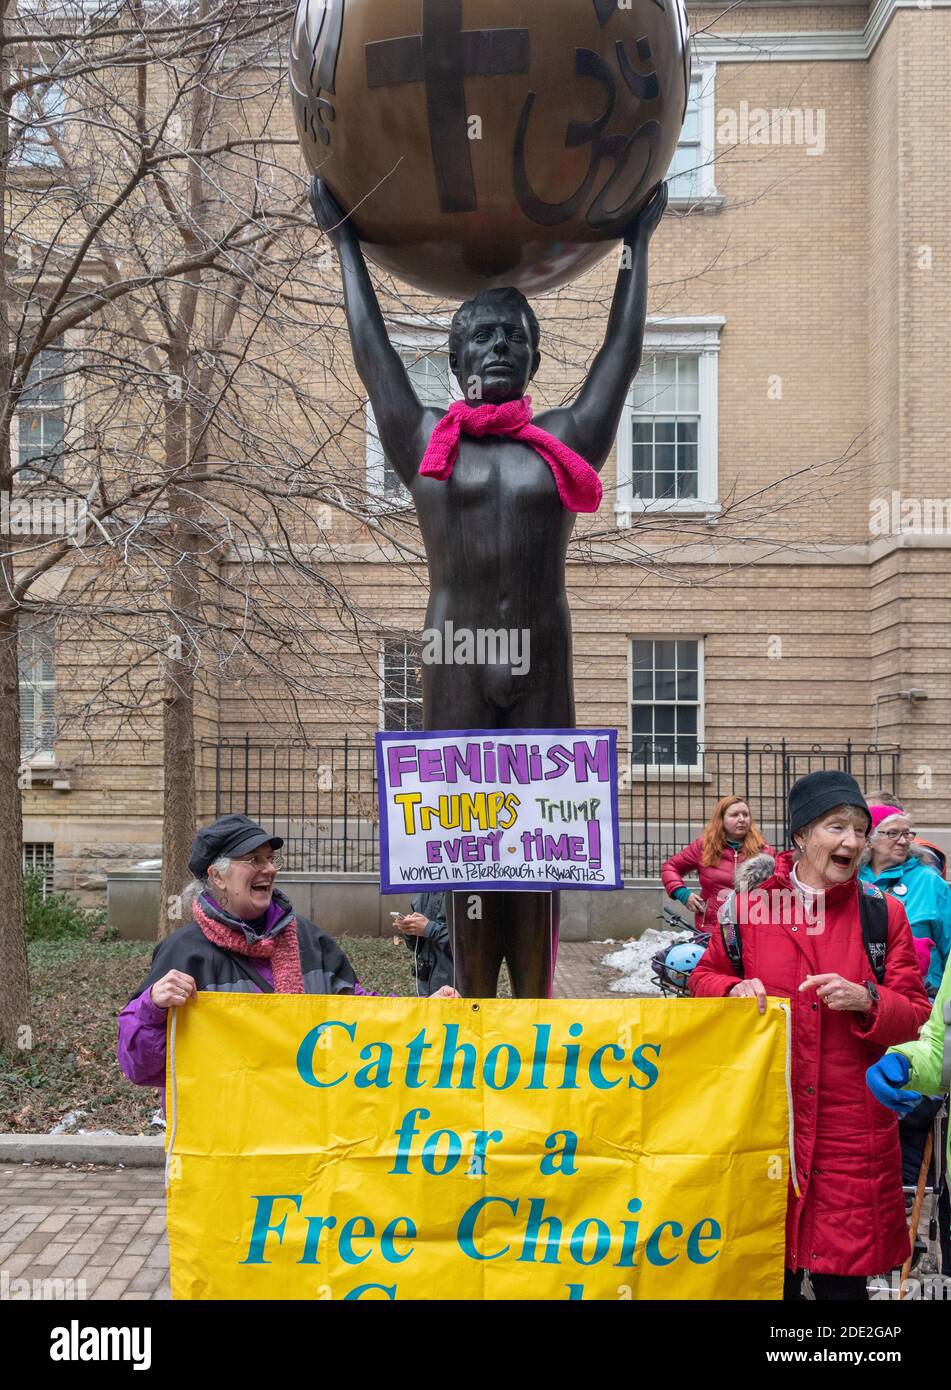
left=117, top=895, right=372, bottom=1097
left=117, top=973, right=376, bottom=1091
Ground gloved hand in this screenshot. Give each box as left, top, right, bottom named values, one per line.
left=865, top=1053, right=922, bottom=1117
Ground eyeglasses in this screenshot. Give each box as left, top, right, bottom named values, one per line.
left=877, top=828, right=916, bottom=842
left=235, top=852, right=283, bottom=870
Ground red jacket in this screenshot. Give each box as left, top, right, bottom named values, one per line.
left=689, top=850, right=932, bottom=1277
left=662, top=837, right=775, bottom=929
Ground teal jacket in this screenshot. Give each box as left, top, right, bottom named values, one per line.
left=860, top=850, right=951, bottom=992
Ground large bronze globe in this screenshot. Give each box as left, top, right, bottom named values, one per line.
left=290, top=0, right=690, bottom=296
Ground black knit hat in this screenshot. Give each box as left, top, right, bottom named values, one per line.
left=188, top=814, right=283, bottom=878
left=788, top=770, right=871, bottom=840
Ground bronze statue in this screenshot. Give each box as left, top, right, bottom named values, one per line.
left=311, top=176, right=667, bottom=997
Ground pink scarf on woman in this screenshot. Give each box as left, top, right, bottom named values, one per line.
left=193, top=896, right=305, bottom=993
left=418, top=397, right=602, bottom=513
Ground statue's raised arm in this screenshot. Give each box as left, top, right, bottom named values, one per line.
left=537, top=182, right=668, bottom=472
left=309, top=177, right=436, bottom=488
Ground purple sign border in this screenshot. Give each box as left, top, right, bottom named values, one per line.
left=375, top=727, right=622, bottom=895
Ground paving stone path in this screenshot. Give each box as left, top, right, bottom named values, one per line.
left=0, top=1165, right=170, bottom=1300
left=552, top=940, right=620, bottom=997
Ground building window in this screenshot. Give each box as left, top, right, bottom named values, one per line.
left=11, top=77, right=65, bottom=168
left=381, top=639, right=423, bottom=731
left=629, top=638, right=702, bottom=766
left=666, top=65, right=717, bottom=202
left=23, top=842, right=55, bottom=897
left=17, top=340, right=66, bottom=482
left=19, top=619, right=56, bottom=759
left=630, top=355, right=699, bottom=503
left=616, top=318, right=723, bottom=519
left=366, top=327, right=457, bottom=501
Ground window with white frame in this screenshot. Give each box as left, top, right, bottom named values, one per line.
left=629, top=638, right=702, bottom=767
left=23, top=842, right=55, bottom=897
left=366, top=327, right=458, bottom=501
left=631, top=355, right=699, bottom=503
left=17, top=339, right=66, bottom=482
left=666, top=65, right=717, bottom=202
left=19, top=619, right=56, bottom=760
left=381, top=639, right=423, bottom=732
left=11, top=75, right=65, bottom=168
left=616, top=318, right=722, bottom=517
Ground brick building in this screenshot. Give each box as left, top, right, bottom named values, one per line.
left=16, top=0, right=951, bottom=913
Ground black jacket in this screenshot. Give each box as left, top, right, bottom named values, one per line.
left=134, top=890, right=360, bottom=997
left=402, top=891, right=453, bottom=996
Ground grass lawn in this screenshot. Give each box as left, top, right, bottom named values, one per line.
left=0, top=934, right=449, bottom=1134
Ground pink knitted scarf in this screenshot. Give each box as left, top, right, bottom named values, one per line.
left=193, top=897, right=305, bottom=993
left=418, top=397, right=602, bottom=513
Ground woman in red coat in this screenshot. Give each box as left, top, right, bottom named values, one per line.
left=689, top=770, right=931, bottom=1300
left=662, top=795, right=773, bottom=929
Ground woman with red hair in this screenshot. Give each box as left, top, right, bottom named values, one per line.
left=662, top=796, right=774, bottom=929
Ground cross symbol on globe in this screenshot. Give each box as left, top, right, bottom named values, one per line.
left=365, top=2, right=531, bottom=214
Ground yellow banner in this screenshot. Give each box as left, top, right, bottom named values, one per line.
left=166, top=996, right=789, bottom=1300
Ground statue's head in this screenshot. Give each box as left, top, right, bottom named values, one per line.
left=449, top=288, right=541, bottom=405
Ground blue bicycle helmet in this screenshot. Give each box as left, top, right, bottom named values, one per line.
left=652, top=940, right=706, bottom=996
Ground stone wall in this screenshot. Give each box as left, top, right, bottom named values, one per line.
left=56, top=841, right=163, bottom=906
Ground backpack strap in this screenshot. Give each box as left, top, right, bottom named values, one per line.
left=858, top=884, right=888, bottom=985
left=223, top=951, right=275, bottom=994
left=718, top=890, right=745, bottom=978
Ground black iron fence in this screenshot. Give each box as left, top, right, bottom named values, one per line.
left=207, top=737, right=901, bottom=880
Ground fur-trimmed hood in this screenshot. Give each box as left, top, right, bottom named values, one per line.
left=734, top=852, right=777, bottom=893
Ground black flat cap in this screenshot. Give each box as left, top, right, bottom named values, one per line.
left=188, top=814, right=284, bottom=878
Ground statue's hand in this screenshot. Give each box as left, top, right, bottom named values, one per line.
left=309, top=175, right=353, bottom=245
left=624, top=181, right=668, bottom=247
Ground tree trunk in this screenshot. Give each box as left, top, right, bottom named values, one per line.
left=0, top=3, right=31, bottom=1053
left=157, top=358, right=200, bottom=937
left=158, top=36, right=213, bottom=938
left=0, top=607, right=31, bottom=1054
left=158, top=601, right=198, bottom=936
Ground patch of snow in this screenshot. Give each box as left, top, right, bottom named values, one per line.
left=148, top=1111, right=166, bottom=1130
left=601, top=927, right=692, bottom=995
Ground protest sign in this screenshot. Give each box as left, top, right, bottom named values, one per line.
left=375, top=728, right=621, bottom=892
left=166, top=996, right=790, bottom=1300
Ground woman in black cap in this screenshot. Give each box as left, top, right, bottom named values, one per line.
left=118, top=815, right=458, bottom=1099
left=690, top=770, right=931, bottom=1299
